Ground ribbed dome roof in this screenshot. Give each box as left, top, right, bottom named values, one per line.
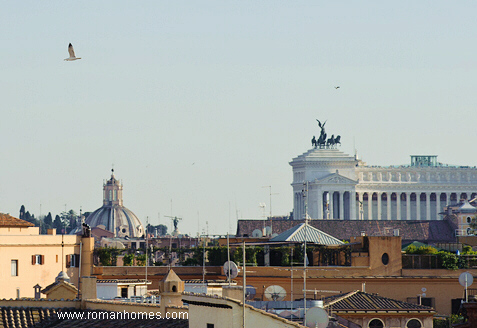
left=86, top=205, right=144, bottom=238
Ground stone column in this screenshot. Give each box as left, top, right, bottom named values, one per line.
left=329, top=191, right=334, bottom=220
left=368, top=192, right=373, bottom=220
left=387, top=192, right=391, bottom=220
left=406, top=192, right=411, bottom=220
left=358, top=192, right=364, bottom=220
left=377, top=192, right=382, bottom=220
left=446, top=192, right=452, bottom=206
left=396, top=192, right=401, bottom=220
left=436, top=192, right=441, bottom=220
left=351, top=191, right=357, bottom=220
left=318, top=190, right=323, bottom=220
left=416, top=192, right=421, bottom=220
left=426, top=192, right=431, bottom=220
left=339, top=191, right=344, bottom=220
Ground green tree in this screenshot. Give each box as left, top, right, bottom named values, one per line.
left=19, top=205, right=26, bottom=221
left=123, top=253, right=135, bottom=266
left=146, top=224, right=168, bottom=236
left=53, top=215, right=64, bottom=234
left=136, top=254, right=146, bottom=266
left=44, top=212, right=53, bottom=227
left=61, top=210, right=77, bottom=234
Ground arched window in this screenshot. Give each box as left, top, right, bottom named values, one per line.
left=368, top=319, right=384, bottom=328
left=406, top=319, right=422, bottom=328
left=467, top=217, right=472, bottom=223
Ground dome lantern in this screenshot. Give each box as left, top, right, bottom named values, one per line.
left=103, top=168, right=123, bottom=206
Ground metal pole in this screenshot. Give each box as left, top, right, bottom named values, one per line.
left=303, top=181, right=308, bottom=325
left=145, top=216, right=148, bottom=293
left=465, top=274, right=468, bottom=303
left=77, top=241, right=82, bottom=299
left=291, top=247, right=293, bottom=313
left=202, top=234, right=206, bottom=285
left=227, top=232, right=231, bottom=286
left=243, top=240, right=246, bottom=328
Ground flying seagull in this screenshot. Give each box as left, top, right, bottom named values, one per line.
left=335, top=86, right=340, bottom=89
left=64, top=43, right=81, bottom=61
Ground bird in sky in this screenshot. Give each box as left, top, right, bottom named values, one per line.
left=335, top=86, right=340, bottom=89
left=64, top=43, right=81, bottom=61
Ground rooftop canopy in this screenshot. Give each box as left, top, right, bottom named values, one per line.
left=270, top=223, right=344, bottom=245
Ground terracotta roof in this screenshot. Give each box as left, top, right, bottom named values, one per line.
left=163, top=269, right=182, bottom=282
left=41, top=280, right=78, bottom=295
left=237, top=219, right=456, bottom=243
left=0, top=213, right=35, bottom=227
left=323, top=290, right=435, bottom=313
left=97, top=279, right=149, bottom=284
left=0, top=307, right=188, bottom=328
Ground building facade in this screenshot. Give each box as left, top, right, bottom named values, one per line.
left=0, top=213, right=94, bottom=299
left=291, top=148, right=477, bottom=221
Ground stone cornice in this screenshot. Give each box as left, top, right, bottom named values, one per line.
left=290, top=161, right=356, bottom=168
left=356, top=184, right=477, bottom=192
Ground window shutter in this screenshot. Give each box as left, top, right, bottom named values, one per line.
left=41, top=255, right=45, bottom=265
left=66, top=255, right=71, bottom=268
left=32, top=255, right=35, bottom=265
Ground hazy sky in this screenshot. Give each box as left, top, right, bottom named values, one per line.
left=1, top=2, right=477, bottom=236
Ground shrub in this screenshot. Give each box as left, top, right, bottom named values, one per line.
left=123, top=253, right=134, bottom=266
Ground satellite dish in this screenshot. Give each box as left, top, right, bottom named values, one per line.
left=245, top=285, right=256, bottom=300
left=264, top=226, right=272, bottom=236
left=223, top=261, right=239, bottom=279
left=305, top=307, right=329, bottom=328
left=252, top=229, right=263, bottom=238
left=264, top=285, right=287, bottom=301
left=459, top=272, right=474, bottom=287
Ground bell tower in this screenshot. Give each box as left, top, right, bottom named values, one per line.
left=103, top=169, right=123, bottom=206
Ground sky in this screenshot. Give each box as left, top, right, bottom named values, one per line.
left=1, top=1, right=477, bottom=236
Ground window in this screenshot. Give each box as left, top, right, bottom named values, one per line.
left=121, top=287, right=128, bottom=298
left=32, top=255, right=44, bottom=265
left=368, top=319, right=384, bottom=328
left=467, top=217, right=472, bottom=223
left=207, top=324, right=214, bottom=328
left=382, top=253, right=389, bottom=265
left=407, top=319, right=422, bottom=328
left=66, top=254, right=80, bottom=268
left=11, top=260, right=18, bottom=276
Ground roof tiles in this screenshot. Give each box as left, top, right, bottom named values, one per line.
left=324, top=291, right=434, bottom=312
left=0, top=213, right=35, bottom=228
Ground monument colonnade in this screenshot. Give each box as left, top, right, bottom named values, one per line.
left=297, top=188, right=477, bottom=220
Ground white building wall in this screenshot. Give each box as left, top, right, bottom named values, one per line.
left=291, top=148, right=477, bottom=221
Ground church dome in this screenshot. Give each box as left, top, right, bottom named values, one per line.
left=85, top=170, right=144, bottom=238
